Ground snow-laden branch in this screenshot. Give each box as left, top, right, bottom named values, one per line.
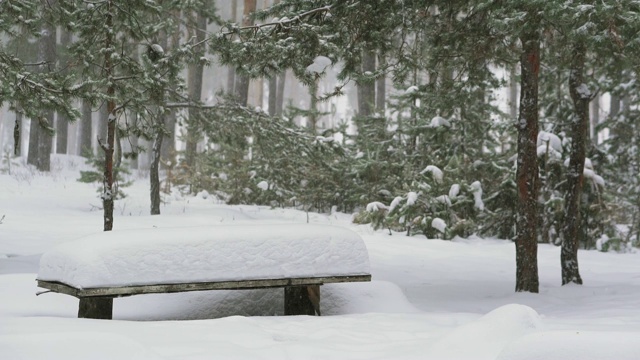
left=220, top=5, right=332, bottom=36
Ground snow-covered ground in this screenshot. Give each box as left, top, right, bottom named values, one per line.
left=2, top=155, right=640, bottom=359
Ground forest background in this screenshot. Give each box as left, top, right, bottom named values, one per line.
left=1, top=0, right=640, bottom=294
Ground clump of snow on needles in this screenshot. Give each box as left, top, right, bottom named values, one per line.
left=406, top=191, right=419, bottom=206
left=257, top=181, right=269, bottom=191
left=449, top=184, right=460, bottom=199
left=471, top=181, right=484, bottom=211
left=421, top=165, right=444, bottom=183
left=431, top=218, right=446, bottom=233
left=430, top=116, right=451, bottom=128
left=306, top=56, right=331, bottom=74
left=366, top=201, right=387, bottom=212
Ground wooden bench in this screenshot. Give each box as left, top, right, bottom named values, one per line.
left=37, top=224, right=371, bottom=319
left=37, top=274, right=370, bottom=319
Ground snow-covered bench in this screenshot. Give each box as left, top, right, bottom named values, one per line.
left=36, top=224, right=371, bottom=319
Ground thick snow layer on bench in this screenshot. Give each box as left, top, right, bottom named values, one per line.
left=38, top=224, right=370, bottom=289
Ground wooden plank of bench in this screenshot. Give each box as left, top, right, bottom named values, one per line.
left=37, top=275, right=371, bottom=298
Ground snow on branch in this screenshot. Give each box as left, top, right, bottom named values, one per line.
left=220, top=5, right=332, bottom=36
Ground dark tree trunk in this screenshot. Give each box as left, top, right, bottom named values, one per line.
left=79, top=99, right=93, bottom=155
left=226, top=0, right=238, bottom=94
left=102, top=0, right=116, bottom=232
left=275, top=72, right=286, bottom=116
left=309, top=79, right=318, bottom=133
left=98, top=104, right=109, bottom=146
left=268, top=76, right=277, bottom=116
left=376, top=53, right=386, bottom=112
left=185, top=12, right=207, bottom=170
left=357, top=50, right=376, bottom=116
left=160, top=111, right=176, bottom=168
left=561, top=42, right=588, bottom=286
left=150, top=118, right=164, bottom=215
left=233, top=0, right=256, bottom=106
left=509, top=63, right=518, bottom=120
left=14, top=111, right=22, bottom=156
left=590, top=95, right=599, bottom=144
left=515, top=29, right=540, bottom=293
left=27, top=117, right=40, bottom=166
left=29, top=7, right=57, bottom=171
left=55, top=29, right=72, bottom=154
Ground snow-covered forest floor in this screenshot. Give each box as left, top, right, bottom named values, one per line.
left=2, top=155, right=640, bottom=359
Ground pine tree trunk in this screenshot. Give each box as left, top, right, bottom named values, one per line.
left=357, top=50, right=376, bottom=116
left=376, top=53, right=386, bottom=112
left=309, top=79, right=318, bottom=133
left=234, top=0, right=256, bottom=106
left=27, top=8, right=57, bottom=170
left=55, top=29, right=72, bottom=154
left=150, top=118, right=164, bottom=215
left=79, top=99, right=93, bottom=156
left=509, top=63, right=518, bottom=120
left=226, top=0, right=238, bottom=93
left=275, top=72, right=286, bottom=116
left=514, top=29, right=540, bottom=293
left=27, top=117, right=40, bottom=166
left=268, top=76, right=277, bottom=116
left=102, top=0, right=117, bottom=232
left=13, top=111, right=22, bottom=156
left=561, top=42, right=587, bottom=286
left=129, top=112, right=139, bottom=169
left=589, top=95, right=599, bottom=144
left=98, top=104, right=108, bottom=146
left=185, top=11, right=207, bottom=170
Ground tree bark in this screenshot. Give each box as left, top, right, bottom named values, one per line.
left=268, top=76, right=277, bottom=116
left=561, top=42, right=587, bottom=286
left=514, top=29, right=540, bottom=293
left=309, top=79, right=318, bottom=133
left=275, top=72, right=286, bottom=116
left=233, top=0, right=257, bottom=106
left=28, top=6, right=57, bottom=171
left=150, top=117, right=164, bottom=215
left=14, top=111, right=22, bottom=156
left=55, top=29, right=72, bottom=154
left=79, top=99, right=93, bottom=155
left=357, top=50, right=376, bottom=116
left=226, top=0, right=238, bottom=94
left=102, top=0, right=117, bottom=232
left=185, top=11, right=207, bottom=170
left=376, top=53, right=386, bottom=112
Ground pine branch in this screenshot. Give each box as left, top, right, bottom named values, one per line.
left=220, top=5, right=332, bottom=36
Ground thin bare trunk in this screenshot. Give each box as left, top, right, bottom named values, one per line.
left=226, top=0, right=238, bottom=93
left=275, top=72, right=286, bottom=116
left=561, top=41, right=587, bottom=286
left=14, top=111, right=22, bottom=156
left=55, top=29, right=72, bottom=154
left=150, top=118, right=164, bottom=215
left=309, top=79, right=318, bottom=133
left=234, top=0, right=256, bottom=106
left=185, top=12, right=207, bottom=169
left=79, top=99, right=93, bottom=155
left=357, top=50, right=376, bottom=116
left=515, top=28, right=540, bottom=293
left=102, top=0, right=116, bottom=232
left=376, top=53, right=386, bottom=112
left=27, top=6, right=57, bottom=170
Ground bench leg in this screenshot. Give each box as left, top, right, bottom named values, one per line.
left=284, top=285, right=320, bottom=316
left=78, top=297, right=113, bottom=319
